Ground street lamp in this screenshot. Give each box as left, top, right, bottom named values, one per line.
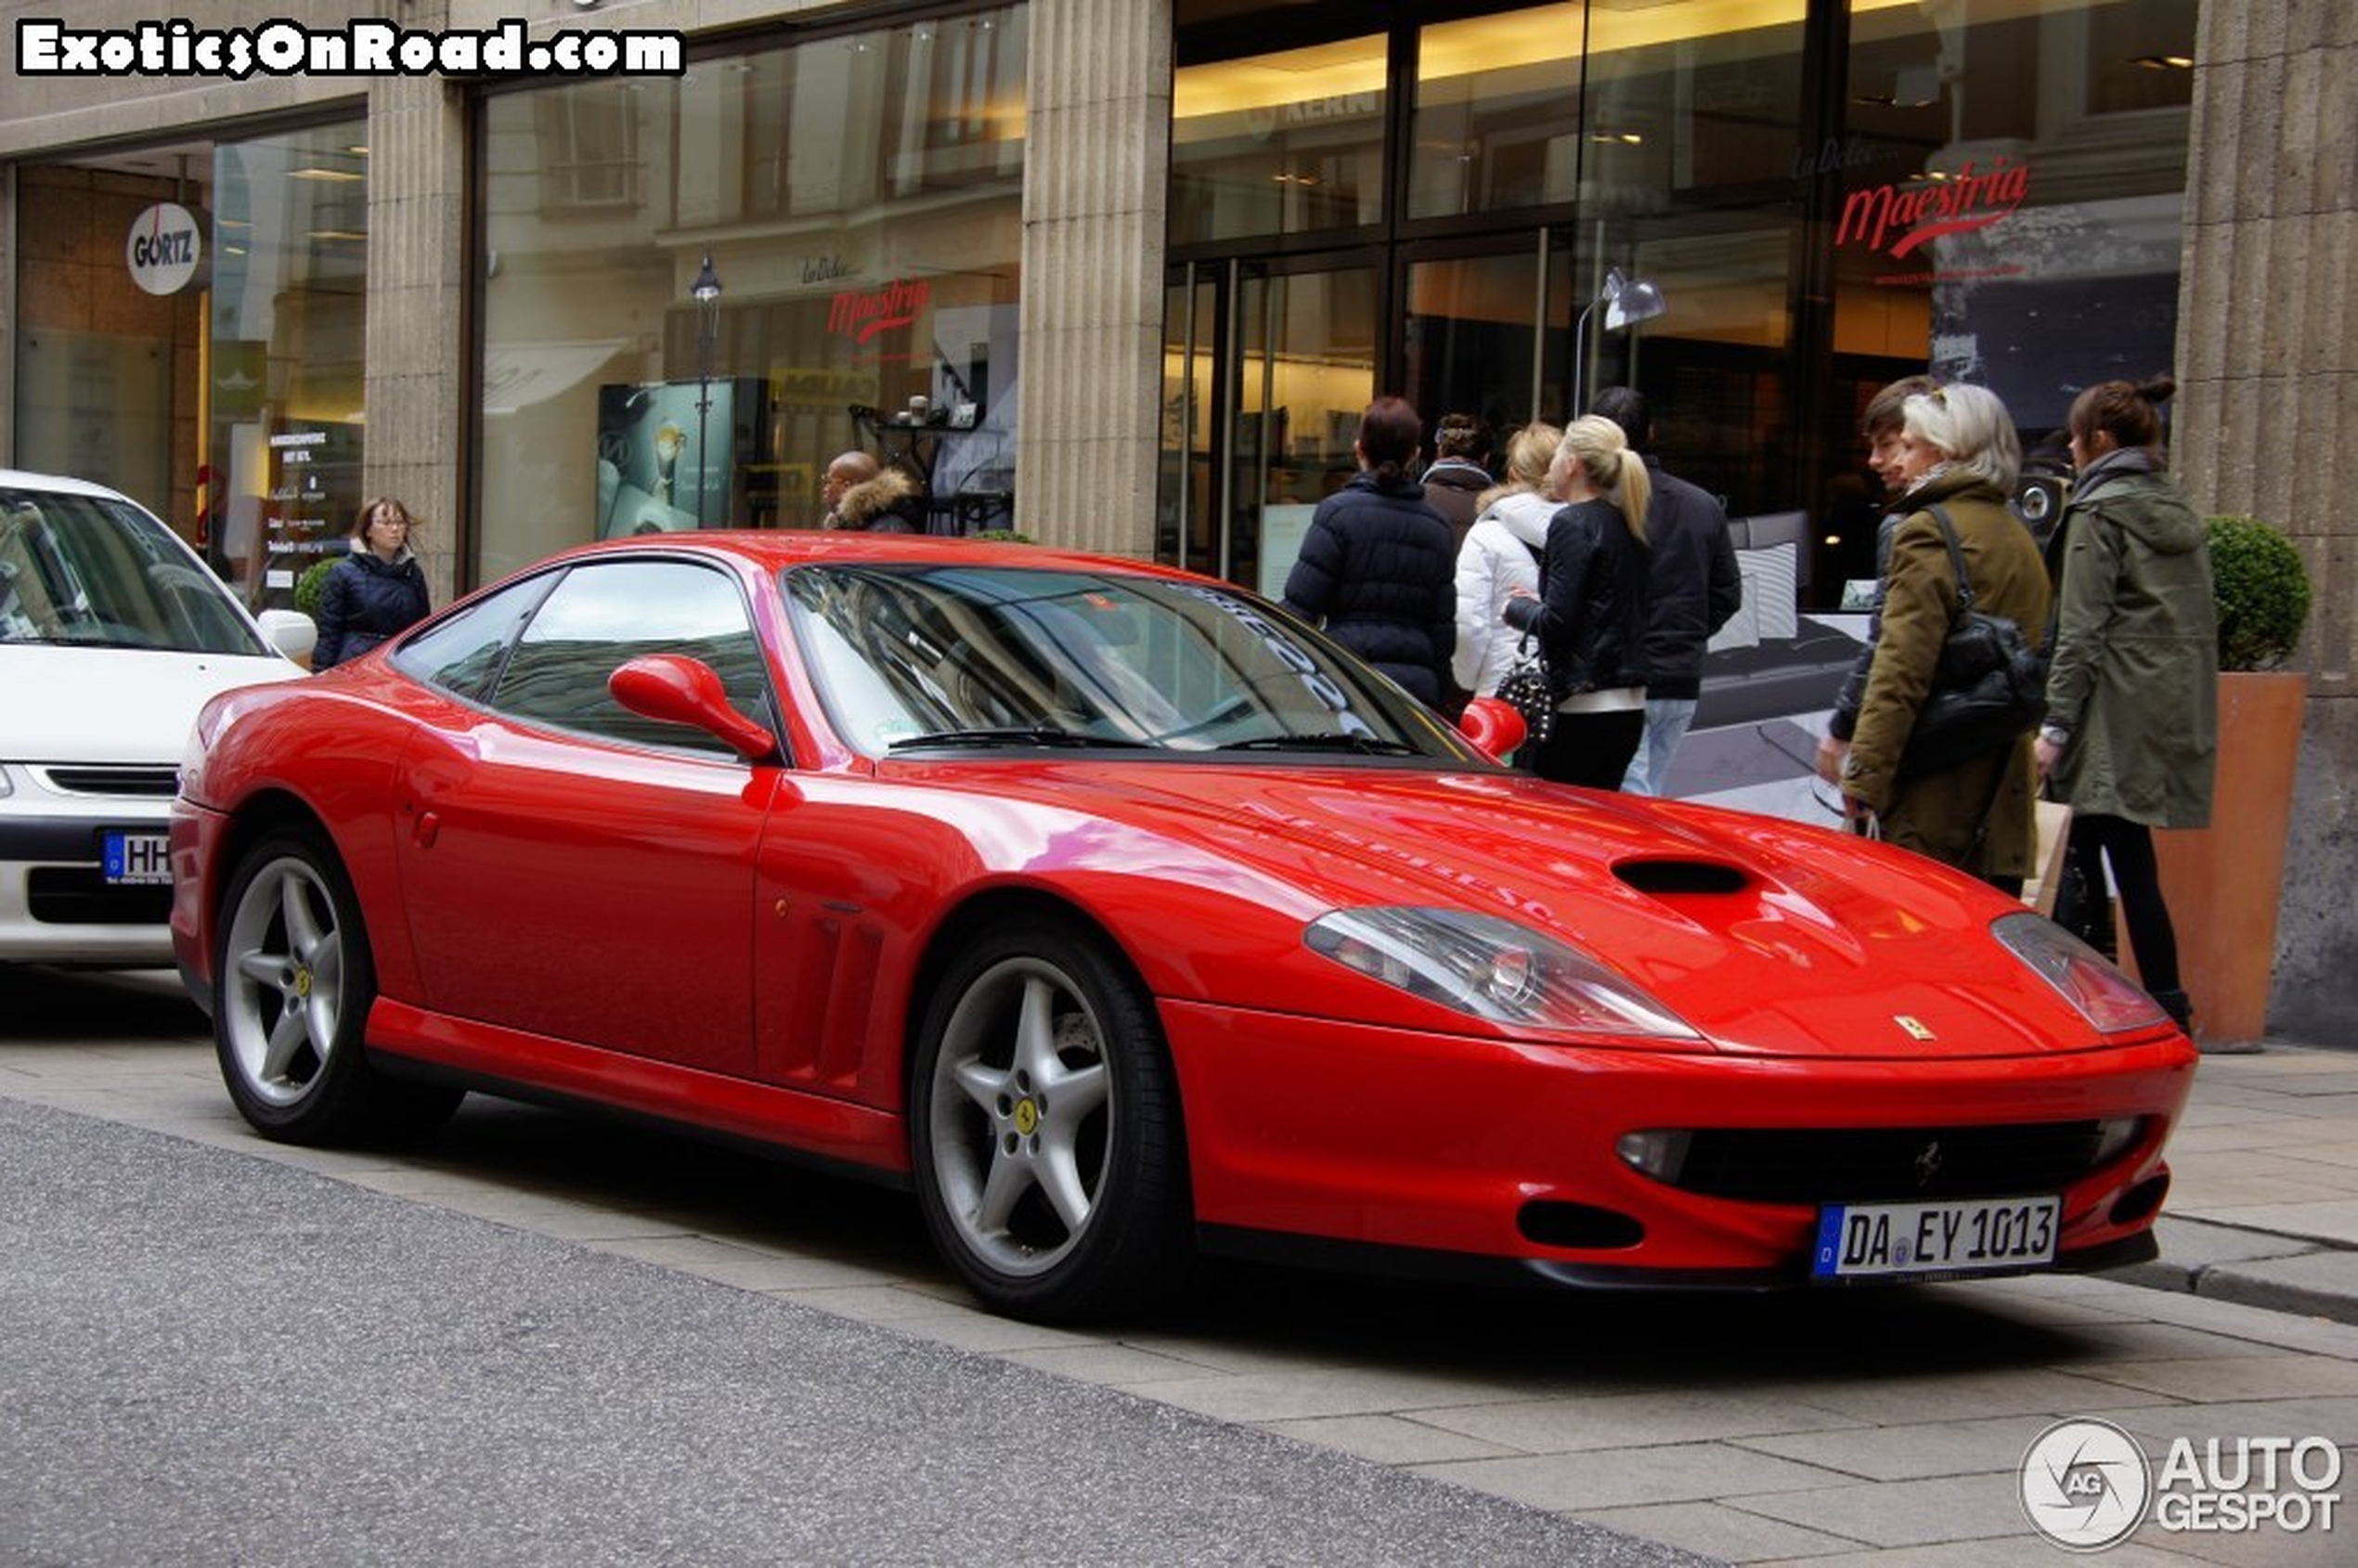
left=1572, top=266, right=1667, bottom=414
left=690, top=254, right=722, bottom=525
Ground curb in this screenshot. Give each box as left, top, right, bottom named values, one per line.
left=2104, top=1216, right=2358, bottom=1328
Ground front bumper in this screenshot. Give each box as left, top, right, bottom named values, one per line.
left=0, top=810, right=175, bottom=966
left=1161, top=999, right=2197, bottom=1285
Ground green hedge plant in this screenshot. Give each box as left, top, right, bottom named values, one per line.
left=292, top=557, right=337, bottom=619
left=2206, top=515, right=2311, bottom=671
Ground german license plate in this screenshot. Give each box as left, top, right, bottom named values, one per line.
left=102, top=830, right=172, bottom=886
left=1811, top=1195, right=2060, bottom=1281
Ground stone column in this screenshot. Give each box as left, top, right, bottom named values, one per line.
left=1016, top=0, right=1171, bottom=558
left=362, top=66, right=467, bottom=610
left=2173, top=0, right=2358, bottom=1037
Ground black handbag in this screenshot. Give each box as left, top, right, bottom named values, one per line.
left=1494, top=633, right=1555, bottom=748
left=1897, top=505, right=2048, bottom=781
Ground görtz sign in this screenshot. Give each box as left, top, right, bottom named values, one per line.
left=126, top=201, right=201, bottom=295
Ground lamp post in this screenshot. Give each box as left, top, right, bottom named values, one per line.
left=1572, top=266, right=1667, bottom=414
left=690, top=254, right=722, bottom=525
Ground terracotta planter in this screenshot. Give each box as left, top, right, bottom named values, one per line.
left=2148, top=670, right=2308, bottom=1043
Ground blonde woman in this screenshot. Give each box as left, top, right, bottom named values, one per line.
left=1501, top=415, right=1652, bottom=787
left=1450, top=421, right=1561, bottom=700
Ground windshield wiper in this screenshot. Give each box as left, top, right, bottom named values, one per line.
left=888, top=727, right=1156, bottom=753
left=1217, top=732, right=1420, bottom=756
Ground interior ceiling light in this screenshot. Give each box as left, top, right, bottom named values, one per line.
left=288, top=166, right=364, bottom=182
left=2133, top=54, right=2195, bottom=70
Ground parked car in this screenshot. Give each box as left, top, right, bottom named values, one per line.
left=1, top=469, right=313, bottom=967
left=170, top=532, right=2194, bottom=1321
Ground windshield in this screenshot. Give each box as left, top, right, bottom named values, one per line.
left=784, top=563, right=1477, bottom=762
left=0, top=487, right=266, bottom=654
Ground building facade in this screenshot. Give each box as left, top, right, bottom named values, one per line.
left=3, top=0, right=2350, bottom=1035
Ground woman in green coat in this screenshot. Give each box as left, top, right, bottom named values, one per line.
left=2034, top=375, right=2217, bottom=1030
left=1840, top=383, right=2052, bottom=888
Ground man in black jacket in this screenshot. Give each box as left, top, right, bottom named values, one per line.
left=1589, top=388, right=1741, bottom=794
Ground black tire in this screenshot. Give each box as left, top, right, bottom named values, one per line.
left=212, top=828, right=460, bottom=1144
left=910, top=914, right=1190, bottom=1322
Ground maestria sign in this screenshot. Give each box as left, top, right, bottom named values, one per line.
left=1836, top=155, right=2032, bottom=259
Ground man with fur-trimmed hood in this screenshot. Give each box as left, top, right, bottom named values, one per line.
left=821, top=450, right=924, bottom=533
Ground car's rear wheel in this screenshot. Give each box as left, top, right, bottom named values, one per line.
left=912, top=917, right=1188, bottom=1322
left=214, top=828, right=460, bottom=1144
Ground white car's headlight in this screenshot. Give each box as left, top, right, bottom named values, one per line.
left=1992, top=912, right=2170, bottom=1034
left=0, top=764, right=13, bottom=799
left=1304, top=907, right=1701, bottom=1042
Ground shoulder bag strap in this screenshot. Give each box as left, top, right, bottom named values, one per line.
left=1924, top=502, right=1973, bottom=614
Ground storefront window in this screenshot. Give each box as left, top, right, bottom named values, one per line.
left=478, top=7, right=1026, bottom=583
left=1837, top=0, right=2196, bottom=434
left=1171, top=33, right=1388, bottom=246
left=208, top=122, right=370, bottom=611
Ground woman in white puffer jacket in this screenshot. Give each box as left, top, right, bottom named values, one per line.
left=1452, top=421, right=1562, bottom=697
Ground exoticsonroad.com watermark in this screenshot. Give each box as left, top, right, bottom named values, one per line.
left=17, top=18, right=684, bottom=80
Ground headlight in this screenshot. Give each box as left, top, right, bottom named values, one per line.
left=1304, top=907, right=1701, bottom=1042
left=1992, top=912, right=2170, bottom=1034
left=0, top=764, right=14, bottom=799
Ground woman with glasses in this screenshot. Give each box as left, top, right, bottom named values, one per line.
left=1838, top=384, right=2051, bottom=892
left=314, top=496, right=431, bottom=670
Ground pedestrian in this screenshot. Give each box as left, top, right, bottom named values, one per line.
left=1280, top=395, right=1457, bottom=708
left=313, top=496, right=430, bottom=670
left=2034, top=374, right=2216, bottom=1032
left=1451, top=421, right=1562, bottom=701
left=1588, top=387, right=1741, bottom=796
left=1817, top=374, right=1944, bottom=789
left=1420, top=412, right=1493, bottom=551
left=821, top=450, right=924, bottom=533
left=1838, top=384, right=2051, bottom=890
left=1501, top=415, right=1651, bottom=788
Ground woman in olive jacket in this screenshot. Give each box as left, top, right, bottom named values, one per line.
left=2034, top=375, right=2216, bottom=1029
left=1840, top=385, right=2051, bottom=888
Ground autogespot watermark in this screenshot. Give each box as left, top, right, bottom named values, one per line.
left=16, top=18, right=684, bottom=80
left=2020, top=1418, right=2344, bottom=1552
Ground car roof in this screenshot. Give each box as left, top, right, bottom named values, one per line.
left=0, top=468, right=139, bottom=499
left=537, top=529, right=1206, bottom=584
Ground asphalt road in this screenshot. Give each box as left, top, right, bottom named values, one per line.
left=0, top=1093, right=1716, bottom=1568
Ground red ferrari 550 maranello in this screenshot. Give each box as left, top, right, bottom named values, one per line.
left=170, top=532, right=2195, bottom=1321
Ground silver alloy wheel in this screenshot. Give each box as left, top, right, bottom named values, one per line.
left=926, top=954, right=1115, bottom=1278
left=220, top=852, right=347, bottom=1109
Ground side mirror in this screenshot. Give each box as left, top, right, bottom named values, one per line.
left=257, top=608, right=317, bottom=663
left=1458, top=695, right=1528, bottom=764
left=610, top=654, right=779, bottom=762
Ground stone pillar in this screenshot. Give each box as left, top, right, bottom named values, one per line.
left=1016, top=0, right=1171, bottom=558
left=2173, top=0, right=2358, bottom=1038
left=362, top=67, right=467, bottom=611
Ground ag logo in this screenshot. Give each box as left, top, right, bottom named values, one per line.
left=2022, top=1418, right=2150, bottom=1550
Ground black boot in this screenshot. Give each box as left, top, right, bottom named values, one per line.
left=2150, top=988, right=2194, bottom=1033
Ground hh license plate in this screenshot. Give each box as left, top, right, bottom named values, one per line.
left=103, top=830, right=173, bottom=886
left=1812, top=1195, right=2059, bottom=1281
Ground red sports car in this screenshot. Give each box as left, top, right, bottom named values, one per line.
left=170, top=533, right=2195, bottom=1321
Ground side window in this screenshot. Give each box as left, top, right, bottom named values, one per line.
left=392, top=573, right=554, bottom=700
left=491, top=559, right=774, bottom=756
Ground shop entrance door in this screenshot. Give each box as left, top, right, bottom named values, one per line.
left=1160, top=255, right=1377, bottom=598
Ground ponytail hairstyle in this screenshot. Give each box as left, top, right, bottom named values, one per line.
left=1557, top=414, right=1652, bottom=545
left=1355, top=395, right=1423, bottom=485
left=2067, top=373, right=2176, bottom=460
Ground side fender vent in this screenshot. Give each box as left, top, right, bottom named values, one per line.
left=1614, top=859, right=1750, bottom=897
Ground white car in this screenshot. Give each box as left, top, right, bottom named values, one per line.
left=1, top=469, right=314, bottom=967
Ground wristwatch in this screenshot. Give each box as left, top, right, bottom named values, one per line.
left=2038, top=724, right=2071, bottom=747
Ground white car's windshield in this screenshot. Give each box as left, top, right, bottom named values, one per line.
left=0, top=488, right=266, bottom=655
left=784, top=563, right=1474, bottom=762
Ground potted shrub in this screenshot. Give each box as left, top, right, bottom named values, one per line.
left=2149, top=517, right=2313, bottom=1043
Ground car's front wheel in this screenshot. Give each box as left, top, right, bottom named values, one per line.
left=214, top=828, right=459, bottom=1144
left=912, top=916, right=1189, bottom=1322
